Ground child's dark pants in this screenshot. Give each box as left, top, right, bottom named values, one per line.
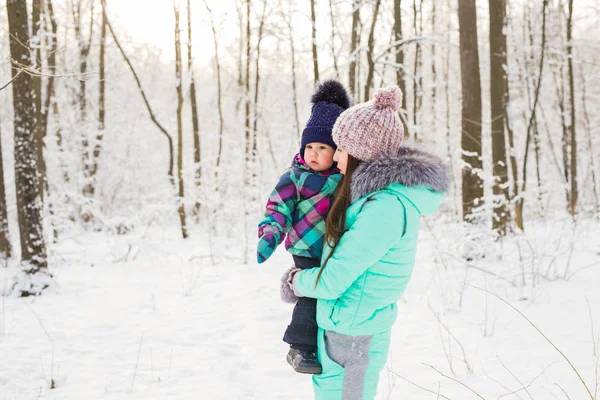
left=282, top=255, right=319, bottom=352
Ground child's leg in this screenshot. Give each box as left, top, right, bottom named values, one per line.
left=282, top=255, right=320, bottom=351
left=283, top=296, right=318, bottom=350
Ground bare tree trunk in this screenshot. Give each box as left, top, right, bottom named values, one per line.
left=87, top=5, right=106, bottom=198
left=72, top=0, right=94, bottom=122
left=566, top=0, right=577, bottom=216
left=310, top=0, right=319, bottom=85
left=525, top=7, right=543, bottom=208
left=580, top=62, right=599, bottom=212
left=31, top=0, right=45, bottom=200
left=356, top=18, right=363, bottom=101
left=74, top=0, right=96, bottom=222
left=43, top=0, right=65, bottom=190
left=98, top=9, right=106, bottom=132
left=202, top=0, right=225, bottom=176
left=363, top=0, right=382, bottom=102
left=458, top=0, right=484, bottom=221
left=42, top=0, right=58, bottom=135
left=430, top=1, right=437, bottom=136
left=7, top=0, right=49, bottom=294
left=173, top=3, right=188, bottom=239
left=489, top=0, right=510, bottom=234
left=328, top=0, right=340, bottom=78
left=281, top=0, right=301, bottom=140
left=190, top=0, right=202, bottom=219
left=444, top=0, right=458, bottom=218
left=348, top=0, right=360, bottom=99
left=101, top=0, right=174, bottom=182
left=252, top=0, right=268, bottom=146
left=550, top=2, right=571, bottom=209
left=515, top=0, right=548, bottom=230
left=244, top=0, right=252, bottom=184
left=394, top=0, right=409, bottom=134
left=236, top=0, right=244, bottom=112
left=412, top=0, right=423, bottom=140
left=0, top=116, right=10, bottom=258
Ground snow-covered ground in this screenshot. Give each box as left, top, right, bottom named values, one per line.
left=1, top=218, right=599, bottom=400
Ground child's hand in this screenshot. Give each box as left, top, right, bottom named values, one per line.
left=257, top=225, right=281, bottom=263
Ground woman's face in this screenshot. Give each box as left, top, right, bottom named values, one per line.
left=333, top=148, right=349, bottom=175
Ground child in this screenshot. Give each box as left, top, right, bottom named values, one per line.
left=257, top=80, right=352, bottom=374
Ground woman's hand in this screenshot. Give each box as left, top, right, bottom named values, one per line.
left=280, top=267, right=301, bottom=303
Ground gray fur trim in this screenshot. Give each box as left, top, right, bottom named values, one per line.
left=350, top=143, right=449, bottom=203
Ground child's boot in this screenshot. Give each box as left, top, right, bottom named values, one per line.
left=286, top=348, right=322, bottom=374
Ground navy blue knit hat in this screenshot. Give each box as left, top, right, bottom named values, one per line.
left=300, top=80, right=352, bottom=159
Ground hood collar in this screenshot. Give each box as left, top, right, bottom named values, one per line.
left=349, top=143, right=449, bottom=203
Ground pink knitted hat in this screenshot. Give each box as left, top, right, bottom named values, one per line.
left=332, top=86, right=404, bottom=162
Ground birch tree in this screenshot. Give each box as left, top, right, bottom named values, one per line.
left=394, top=0, right=408, bottom=134
left=85, top=3, right=107, bottom=198
left=566, top=0, right=577, bottom=216
left=489, top=0, right=510, bottom=234
left=190, top=0, right=202, bottom=217
left=348, top=0, right=361, bottom=98
left=7, top=0, right=50, bottom=295
left=173, top=2, right=188, bottom=239
left=363, top=0, right=382, bottom=102
left=0, top=118, right=10, bottom=258
left=310, top=0, right=319, bottom=85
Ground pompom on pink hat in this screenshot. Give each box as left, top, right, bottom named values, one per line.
left=332, top=86, right=404, bottom=162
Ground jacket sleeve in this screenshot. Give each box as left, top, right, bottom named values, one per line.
left=258, top=169, right=300, bottom=239
left=294, top=192, right=406, bottom=300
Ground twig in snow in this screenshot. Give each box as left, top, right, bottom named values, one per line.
left=25, top=302, right=52, bottom=341
left=131, top=333, right=144, bottom=389
left=497, top=356, right=534, bottom=400
left=594, top=344, right=599, bottom=400
left=428, top=302, right=472, bottom=373
left=567, top=261, right=600, bottom=281
left=496, top=361, right=559, bottom=400
left=554, top=383, right=572, bottom=399
left=482, top=364, right=526, bottom=400
left=586, top=295, right=597, bottom=357
left=423, top=363, right=485, bottom=399
left=466, top=284, right=595, bottom=399
left=385, top=367, right=451, bottom=400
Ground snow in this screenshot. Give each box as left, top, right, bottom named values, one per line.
left=1, top=220, right=599, bottom=399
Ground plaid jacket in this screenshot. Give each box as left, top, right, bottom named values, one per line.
left=258, top=154, right=342, bottom=259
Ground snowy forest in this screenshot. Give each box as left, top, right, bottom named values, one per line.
left=1, top=0, right=600, bottom=399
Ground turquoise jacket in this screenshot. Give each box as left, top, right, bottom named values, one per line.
left=294, top=144, right=448, bottom=337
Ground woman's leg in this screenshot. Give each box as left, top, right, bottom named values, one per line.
left=313, top=329, right=345, bottom=400
left=313, top=329, right=391, bottom=400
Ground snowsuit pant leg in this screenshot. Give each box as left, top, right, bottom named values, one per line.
left=312, top=328, right=391, bottom=400
left=282, top=256, right=320, bottom=350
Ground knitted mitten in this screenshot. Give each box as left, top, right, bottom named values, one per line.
left=280, top=267, right=301, bottom=303
left=257, top=225, right=282, bottom=264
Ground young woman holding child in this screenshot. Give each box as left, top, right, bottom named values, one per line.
left=280, top=85, right=449, bottom=399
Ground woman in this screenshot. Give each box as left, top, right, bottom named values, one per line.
left=281, top=86, right=448, bottom=399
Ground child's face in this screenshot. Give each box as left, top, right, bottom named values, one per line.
left=333, top=148, right=348, bottom=175
left=304, top=142, right=335, bottom=172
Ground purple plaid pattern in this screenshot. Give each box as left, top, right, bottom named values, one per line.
left=258, top=155, right=342, bottom=260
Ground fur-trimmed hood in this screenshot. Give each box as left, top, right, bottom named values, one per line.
left=349, top=143, right=449, bottom=214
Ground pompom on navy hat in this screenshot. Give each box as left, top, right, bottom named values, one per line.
left=300, top=80, right=352, bottom=159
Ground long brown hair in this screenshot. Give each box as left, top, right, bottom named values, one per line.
left=315, top=153, right=361, bottom=285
